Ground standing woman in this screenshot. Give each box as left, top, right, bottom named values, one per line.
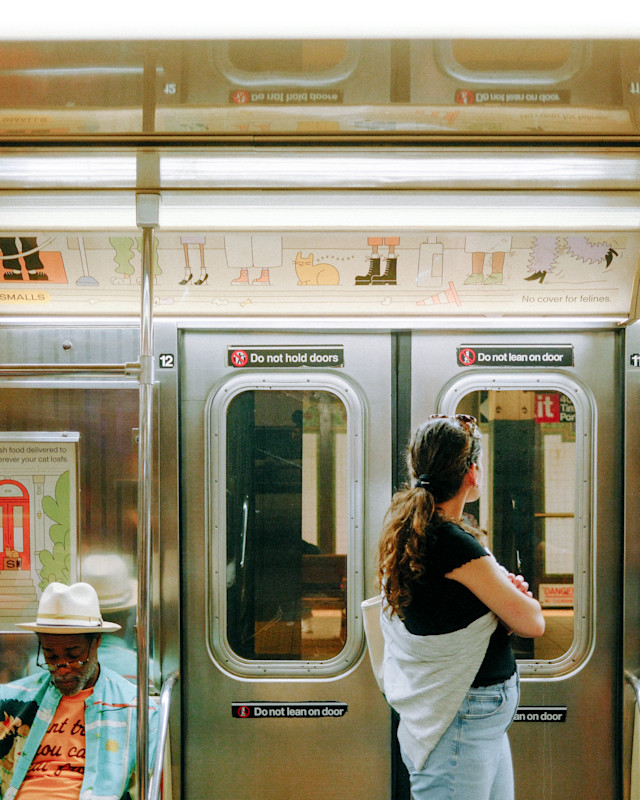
left=378, top=414, right=545, bottom=800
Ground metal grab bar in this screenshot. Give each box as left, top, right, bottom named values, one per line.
left=147, top=671, right=179, bottom=800
left=0, top=362, right=141, bottom=375
left=626, top=670, right=640, bottom=706
left=136, top=213, right=156, bottom=800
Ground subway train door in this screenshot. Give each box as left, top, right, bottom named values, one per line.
left=178, top=329, right=395, bottom=800
left=410, top=329, right=622, bottom=800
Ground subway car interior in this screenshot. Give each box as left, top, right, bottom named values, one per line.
left=1, top=32, right=640, bottom=799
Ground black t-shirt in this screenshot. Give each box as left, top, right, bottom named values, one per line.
left=401, top=521, right=516, bottom=687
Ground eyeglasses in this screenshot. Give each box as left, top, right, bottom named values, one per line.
left=429, top=413, right=481, bottom=438
left=36, top=643, right=92, bottom=672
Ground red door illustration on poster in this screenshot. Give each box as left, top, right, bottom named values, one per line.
left=0, top=480, right=30, bottom=570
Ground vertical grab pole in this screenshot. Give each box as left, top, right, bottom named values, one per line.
left=136, top=194, right=159, bottom=800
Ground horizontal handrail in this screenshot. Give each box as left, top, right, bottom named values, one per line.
left=147, top=670, right=179, bottom=800
left=0, top=362, right=140, bottom=376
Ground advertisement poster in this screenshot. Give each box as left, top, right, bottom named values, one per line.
left=0, top=432, right=79, bottom=632
left=0, top=231, right=634, bottom=319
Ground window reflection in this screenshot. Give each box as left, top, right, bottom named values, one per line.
left=450, top=40, right=574, bottom=73
left=226, top=41, right=349, bottom=74
left=457, top=389, right=576, bottom=661
left=226, top=389, right=348, bottom=662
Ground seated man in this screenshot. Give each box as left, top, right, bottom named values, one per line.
left=0, top=582, right=158, bottom=799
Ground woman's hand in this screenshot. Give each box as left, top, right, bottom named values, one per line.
left=506, top=573, right=534, bottom=598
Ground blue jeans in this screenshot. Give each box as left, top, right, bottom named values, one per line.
left=400, top=672, right=520, bottom=800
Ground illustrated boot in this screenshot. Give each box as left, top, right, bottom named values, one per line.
left=371, top=256, right=397, bottom=286
left=372, top=236, right=399, bottom=286
left=355, top=237, right=383, bottom=285
left=355, top=256, right=381, bottom=285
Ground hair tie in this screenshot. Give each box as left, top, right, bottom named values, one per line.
left=415, top=474, right=431, bottom=489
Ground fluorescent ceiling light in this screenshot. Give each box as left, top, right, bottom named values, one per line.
left=2, top=0, right=640, bottom=39
left=1, top=152, right=637, bottom=191
left=0, top=157, right=137, bottom=189
left=0, top=193, right=137, bottom=229
left=158, top=191, right=640, bottom=230
left=159, top=153, right=640, bottom=190
left=1, top=190, right=638, bottom=231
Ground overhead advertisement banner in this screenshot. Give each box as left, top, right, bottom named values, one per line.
left=457, top=344, right=574, bottom=367
left=0, top=232, right=635, bottom=320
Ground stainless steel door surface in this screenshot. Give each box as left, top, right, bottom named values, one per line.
left=410, top=329, right=621, bottom=800
left=179, top=330, right=394, bottom=800
left=178, top=325, right=621, bottom=799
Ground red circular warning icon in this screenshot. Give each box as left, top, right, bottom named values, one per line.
left=232, top=90, right=251, bottom=105
left=230, top=349, right=249, bottom=368
left=458, top=348, right=476, bottom=366
left=455, top=89, right=475, bottom=105
left=237, top=706, right=251, bottom=718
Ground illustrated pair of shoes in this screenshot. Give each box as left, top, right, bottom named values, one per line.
left=355, top=236, right=399, bottom=286
left=231, top=269, right=270, bottom=285
left=5, top=271, right=49, bottom=280
left=355, top=257, right=399, bottom=285
left=464, top=273, right=503, bottom=285
left=179, top=272, right=208, bottom=285
left=525, top=270, right=547, bottom=283
left=3, top=271, right=47, bottom=280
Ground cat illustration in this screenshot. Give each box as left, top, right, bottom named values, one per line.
left=295, top=252, right=340, bottom=286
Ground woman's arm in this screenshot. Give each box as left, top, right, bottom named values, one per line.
left=445, top=554, right=546, bottom=638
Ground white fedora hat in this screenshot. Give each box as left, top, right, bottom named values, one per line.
left=16, top=581, right=121, bottom=634
left=82, top=554, right=137, bottom=612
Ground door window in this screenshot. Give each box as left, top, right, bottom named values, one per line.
left=441, top=376, right=593, bottom=676
left=214, top=40, right=358, bottom=87
left=207, top=373, right=365, bottom=677
left=436, top=40, right=585, bottom=84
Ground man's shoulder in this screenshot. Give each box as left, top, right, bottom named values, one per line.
left=95, top=665, right=159, bottom=710
left=97, top=665, right=139, bottom=696
left=0, top=670, right=49, bottom=694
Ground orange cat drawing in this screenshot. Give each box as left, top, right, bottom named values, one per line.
left=295, top=252, right=340, bottom=286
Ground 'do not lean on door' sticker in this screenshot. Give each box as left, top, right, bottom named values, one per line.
left=457, top=345, right=574, bottom=367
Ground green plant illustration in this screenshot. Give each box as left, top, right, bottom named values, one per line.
left=38, top=470, right=71, bottom=590
left=110, top=236, right=135, bottom=281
